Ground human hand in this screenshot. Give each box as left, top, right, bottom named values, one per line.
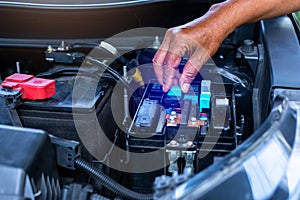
left=152, top=4, right=231, bottom=93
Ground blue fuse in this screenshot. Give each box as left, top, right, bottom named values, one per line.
left=165, top=86, right=182, bottom=108
left=167, top=85, right=182, bottom=97
left=165, top=108, right=173, bottom=114
left=199, top=93, right=211, bottom=112
left=184, top=94, right=198, bottom=105
left=199, top=80, right=211, bottom=112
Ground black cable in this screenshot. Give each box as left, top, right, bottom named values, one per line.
left=114, top=197, right=124, bottom=200
left=36, top=67, right=100, bottom=79
left=36, top=67, right=116, bottom=83
left=86, top=57, right=122, bottom=80
left=71, top=42, right=130, bottom=70
left=51, top=41, right=136, bottom=95
left=75, top=158, right=153, bottom=200
left=90, top=193, right=111, bottom=200
left=85, top=56, right=135, bottom=94
left=72, top=42, right=100, bottom=49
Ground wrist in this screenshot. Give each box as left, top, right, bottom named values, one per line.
left=207, top=2, right=239, bottom=39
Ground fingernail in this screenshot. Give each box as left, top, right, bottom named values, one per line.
left=163, top=85, right=168, bottom=92
left=182, top=83, right=190, bottom=93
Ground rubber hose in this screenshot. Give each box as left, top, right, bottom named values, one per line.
left=90, top=193, right=111, bottom=200
left=75, top=158, right=153, bottom=200
left=114, top=196, right=124, bottom=200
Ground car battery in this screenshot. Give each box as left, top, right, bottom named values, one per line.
left=13, top=71, right=115, bottom=141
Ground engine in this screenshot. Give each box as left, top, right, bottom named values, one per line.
left=0, top=29, right=257, bottom=199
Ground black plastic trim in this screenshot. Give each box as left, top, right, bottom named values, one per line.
left=262, top=16, right=300, bottom=89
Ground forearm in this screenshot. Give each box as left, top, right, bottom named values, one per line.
left=179, top=0, right=300, bottom=55
left=209, top=0, right=300, bottom=36
left=153, top=0, right=300, bottom=93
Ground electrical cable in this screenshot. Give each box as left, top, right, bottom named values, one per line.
left=75, top=158, right=153, bottom=200
left=72, top=42, right=100, bottom=49
left=90, top=193, right=111, bottom=200
left=36, top=67, right=117, bottom=83
left=71, top=42, right=130, bottom=69
left=36, top=67, right=100, bottom=79
left=85, top=56, right=135, bottom=94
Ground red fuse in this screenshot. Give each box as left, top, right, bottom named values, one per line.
left=1, top=73, right=56, bottom=100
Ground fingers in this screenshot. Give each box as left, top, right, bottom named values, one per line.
left=153, top=49, right=167, bottom=85
left=153, top=29, right=188, bottom=92
left=163, top=66, right=177, bottom=92
left=162, top=41, right=187, bottom=92
left=153, top=30, right=172, bottom=86
left=153, top=28, right=210, bottom=93
left=179, top=48, right=209, bottom=93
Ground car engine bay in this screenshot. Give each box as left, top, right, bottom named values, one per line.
left=0, top=30, right=259, bottom=199
left=0, top=0, right=299, bottom=199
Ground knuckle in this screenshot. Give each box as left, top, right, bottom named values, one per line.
left=167, top=27, right=182, bottom=39
left=182, top=62, right=199, bottom=81
left=183, top=72, right=196, bottom=83
left=152, top=59, right=159, bottom=65
left=164, top=55, right=181, bottom=68
left=152, top=56, right=160, bottom=64
left=166, top=28, right=175, bottom=37
left=209, top=3, right=221, bottom=11
left=185, top=67, right=198, bottom=77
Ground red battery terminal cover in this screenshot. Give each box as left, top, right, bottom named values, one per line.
left=0, top=73, right=56, bottom=100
